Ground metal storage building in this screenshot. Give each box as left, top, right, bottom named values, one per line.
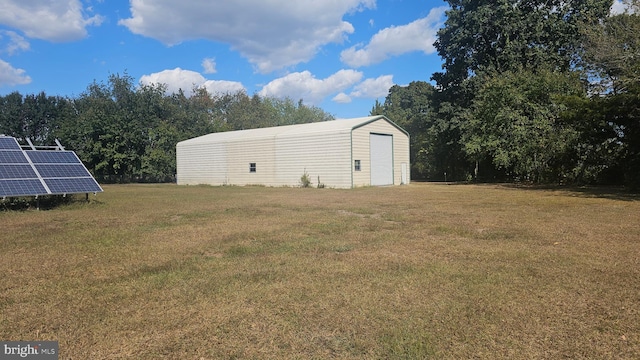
left=176, top=115, right=409, bottom=189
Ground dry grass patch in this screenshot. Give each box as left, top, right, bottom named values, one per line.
left=1, top=183, right=639, bottom=359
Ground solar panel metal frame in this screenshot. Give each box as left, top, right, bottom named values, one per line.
left=0, top=136, right=103, bottom=198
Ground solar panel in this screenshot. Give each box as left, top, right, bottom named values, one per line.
left=0, top=137, right=21, bottom=150
left=26, top=151, right=79, bottom=164
left=0, top=164, right=39, bottom=179
left=0, top=137, right=103, bottom=198
left=35, top=164, right=93, bottom=178
left=0, top=179, right=48, bottom=197
left=0, top=151, right=29, bottom=163
left=44, top=178, right=103, bottom=194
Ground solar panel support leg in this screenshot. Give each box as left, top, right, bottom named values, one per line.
left=55, top=139, right=66, bottom=151
left=26, top=138, right=36, bottom=150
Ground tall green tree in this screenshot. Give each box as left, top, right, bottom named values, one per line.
left=463, top=69, right=586, bottom=182
left=426, top=0, right=613, bottom=183
left=2, top=74, right=334, bottom=183
left=175, top=87, right=232, bottom=135
left=60, top=77, right=129, bottom=181
left=223, top=93, right=333, bottom=130
left=372, top=82, right=443, bottom=179
left=133, top=83, right=176, bottom=182
left=433, top=0, right=613, bottom=90
left=58, top=73, right=162, bottom=182
left=374, top=81, right=479, bottom=181
left=0, top=92, right=27, bottom=138
left=0, top=92, right=71, bottom=146
left=580, top=4, right=640, bottom=187
left=583, top=0, right=639, bottom=94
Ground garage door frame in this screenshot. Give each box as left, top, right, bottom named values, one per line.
left=370, top=133, right=393, bottom=186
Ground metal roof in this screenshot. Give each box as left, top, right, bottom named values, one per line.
left=177, top=115, right=407, bottom=146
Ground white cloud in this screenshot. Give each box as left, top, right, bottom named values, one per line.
left=0, top=0, right=103, bottom=42
left=350, top=75, right=393, bottom=98
left=202, top=58, right=217, bottom=74
left=611, top=0, right=636, bottom=14
left=139, top=68, right=245, bottom=97
left=258, top=69, right=363, bottom=105
left=202, top=80, right=246, bottom=96
left=341, top=6, right=447, bottom=67
left=0, top=31, right=30, bottom=55
left=0, top=59, right=31, bottom=86
left=332, top=92, right=352, bottom=103
left=611, top=1, right=625, bottom=14
left=119, top=0, right=375, bottom=73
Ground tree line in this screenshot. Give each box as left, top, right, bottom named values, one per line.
left=1, top=0, right=638, bottom=189
left=0, top=74, right=333, bottom=183
left=372, top=0, right=639, bottom=189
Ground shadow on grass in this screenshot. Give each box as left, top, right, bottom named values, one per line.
left=500, top=183, right=640, bottom=202
left=420, top=181, right=640, bottom=202
left=0, top=194, right=96, bottom=211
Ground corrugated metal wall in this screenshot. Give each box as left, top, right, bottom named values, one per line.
left=176, top=117, right=410, bottom=188
left=225, top=137, right=276, bottom=186
left=275, top=130, right=352, bottom=188
left=351, top=119, right=410, bottom=187
left=176, top=143, right=227, bottom=185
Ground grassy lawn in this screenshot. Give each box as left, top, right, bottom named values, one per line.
left=1, top=183, right=639, bottom=359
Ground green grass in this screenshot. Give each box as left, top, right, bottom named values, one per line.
left=1, top=183, right=639, bottom=359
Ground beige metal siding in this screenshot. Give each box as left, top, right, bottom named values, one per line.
left=351, top=119, right=410, bottom=187
left=225, top=137, right=276, bottom=186
left=176, top=116, right=409, bottom=188
left=177, top=137, right=277, bottom=186
left=176, top=143, right=227, bottom=185
left=275, top=130, right=352, bottom=188
left=351, top=126, right=371, bottom=187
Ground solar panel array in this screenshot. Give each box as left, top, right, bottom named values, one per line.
left=0, top=136, right=103, bottom=197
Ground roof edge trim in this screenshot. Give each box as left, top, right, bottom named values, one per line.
left=350, top=115, right=409, bottom=136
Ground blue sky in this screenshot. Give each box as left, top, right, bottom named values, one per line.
left=0, top=1, right=630, bottom=119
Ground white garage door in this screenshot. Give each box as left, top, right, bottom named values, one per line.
left=370, top=133, right=393, bottom=186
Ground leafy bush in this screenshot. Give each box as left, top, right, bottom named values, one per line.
left=299, top=170, right=311, bottom=188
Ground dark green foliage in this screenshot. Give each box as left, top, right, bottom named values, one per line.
left=0, top=73, right=334, bottom=183
left=433, top=0, right=613, bottom=90
left=0, top=91, right=72, bottom=146
left=431, top=0, right=613, bottom=180
left=0, top=194, right=75, bottom=211
left=462, top=69, right=586, bottom=183
left=579, top=6, right=640, bottom=188
left=374, top=0, right=637, bottom=187
left=587, top=92, right=640, bottom=188
left=582, top=5, right=640, bottom=94
left=371, top=81, right=468, bottom=180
